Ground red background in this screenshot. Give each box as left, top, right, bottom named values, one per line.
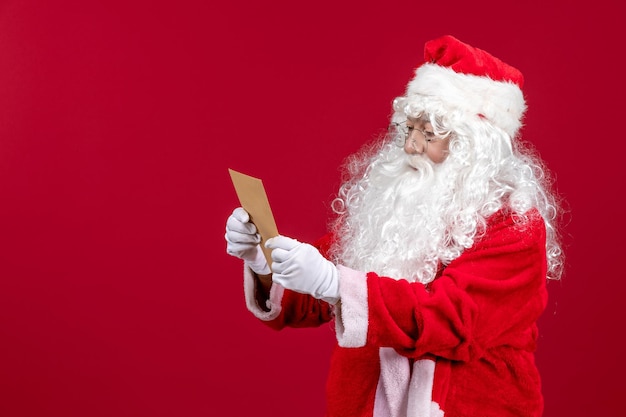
left=0, top=0, right=623, bottom=416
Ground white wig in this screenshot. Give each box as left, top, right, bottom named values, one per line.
left=329, top=96, right=564, bottom=282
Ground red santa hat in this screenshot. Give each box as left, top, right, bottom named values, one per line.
left=404, top=35, right=526, bottom=137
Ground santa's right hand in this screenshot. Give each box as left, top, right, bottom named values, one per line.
left=225, top=207, right=270, bottom=275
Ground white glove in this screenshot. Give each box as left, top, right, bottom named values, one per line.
left=265, top=236, right=339, bottom=304
left=225, top=208, right=270, bottom=275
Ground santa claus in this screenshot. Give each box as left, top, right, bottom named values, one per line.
left=225, top=35, right=564, bottom=417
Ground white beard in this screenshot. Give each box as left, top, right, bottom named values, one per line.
left=331, top=144, right=465, bottom=284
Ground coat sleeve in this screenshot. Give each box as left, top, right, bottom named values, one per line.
left=334, top=208, right=548, bottom=362
left=242, top=234, right=335, bottom=330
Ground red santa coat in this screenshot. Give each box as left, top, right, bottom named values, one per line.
left=243, top=208, right=548, bottom=417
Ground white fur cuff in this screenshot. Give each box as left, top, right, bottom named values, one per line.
left=334, top=265, right=369, bottom=347
left=243, top=265, right=284, bottom=321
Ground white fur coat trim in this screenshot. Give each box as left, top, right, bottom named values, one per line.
left=374, top=350, right=444, bottom=417
left=334, top=265, right=369, bottom=348
left=243, top=265, right=284, bottom=321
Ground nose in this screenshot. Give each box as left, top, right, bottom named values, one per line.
left=403, top=131, right=424, bottom=155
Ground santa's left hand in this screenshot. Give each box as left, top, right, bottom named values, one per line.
left=265, top=236, right=340, bottom=305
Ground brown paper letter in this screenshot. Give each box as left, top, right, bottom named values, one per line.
left=228, top=169, right=279, bottom=269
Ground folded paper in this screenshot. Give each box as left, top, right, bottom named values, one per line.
left=228, top=169, right=279, bottom=270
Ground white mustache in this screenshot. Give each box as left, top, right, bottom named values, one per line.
left=407, top=154, right=434, bottom=171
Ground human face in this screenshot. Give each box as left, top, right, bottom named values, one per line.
left=402, top=117, right=451, bottom=164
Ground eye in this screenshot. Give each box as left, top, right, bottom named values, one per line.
left=423, top=131, right=436, bottom=141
